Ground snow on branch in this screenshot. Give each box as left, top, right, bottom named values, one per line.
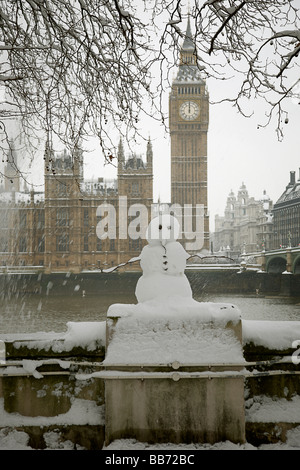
left=207, top=1, right=247, bottom=55
left=0, top=0, right=299, bottom=176
left=191, top=0, right=300, bottom=138
left=0, top=0, right=164, bottom=163
left=0, top=74, right=23, bottom=82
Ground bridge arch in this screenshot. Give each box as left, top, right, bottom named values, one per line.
left=266, top=255, right=287, bottom=273
left=293, top=255, right=300, bottom=274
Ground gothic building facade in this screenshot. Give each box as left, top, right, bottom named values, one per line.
left=213, top=183, right=273, bottom=255
left=0, top=140, right=153, bottom=272
left=272, top=170, right=300, bottom=249
left=0, top=18, right=210, bottom=272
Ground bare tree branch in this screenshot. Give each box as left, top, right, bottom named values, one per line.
left=0, top=74, right=23, bottom=81
left=208, top=1, right=247, bottom=55
left=0, top=0, right=299, bottom=186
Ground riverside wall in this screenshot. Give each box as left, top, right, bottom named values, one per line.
left=1, top=269, right=300, bottom=297
left=1, top=320, right=300, bottom=449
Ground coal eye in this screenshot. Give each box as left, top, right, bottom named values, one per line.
left=159, top=224, right=162, bottom=230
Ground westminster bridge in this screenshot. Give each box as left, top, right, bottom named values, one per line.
left=249, top=246, right=300, bottom=274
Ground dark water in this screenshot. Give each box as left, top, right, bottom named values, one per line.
left=1, top=288, right=300, bottom=334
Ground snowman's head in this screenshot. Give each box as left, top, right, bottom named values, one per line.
left=146, top=214, right=180, bottom=246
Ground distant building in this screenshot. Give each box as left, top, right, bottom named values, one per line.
left=0, top=140, right=153, bottom=272
left=272, top=170, right=300, bottom=249
left=213, top=183, right=273, bottom=255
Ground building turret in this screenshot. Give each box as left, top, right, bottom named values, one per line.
left=117, top=138, right=125, bottom=172
left=146, top=138, right=153, bottom=171
left=180, top=15, right=197, bottom=65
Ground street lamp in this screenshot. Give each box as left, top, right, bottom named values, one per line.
left=288, top=231, right=292, bottom=248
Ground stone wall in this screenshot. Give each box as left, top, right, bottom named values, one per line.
left=1, top=270, right=300, bottom=298
left=0, top=318, right=300, bottom=449
left=0, top=327, right=106, bottom=450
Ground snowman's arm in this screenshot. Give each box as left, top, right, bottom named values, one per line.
left=102, top=256, right=141, bottom=273
left=187, top=253, right=236, bottom=262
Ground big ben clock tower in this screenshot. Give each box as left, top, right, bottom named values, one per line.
left=169, top=17, right=209, bottom=252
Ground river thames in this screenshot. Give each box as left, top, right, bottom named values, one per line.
left=1, top=289, right=300, bottom=334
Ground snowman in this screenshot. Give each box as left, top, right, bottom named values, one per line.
left=135, top=214, right=193, bottom=302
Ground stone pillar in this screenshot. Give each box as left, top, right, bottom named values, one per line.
left=286, top=248, right=292, bottom=273
left=103, top=302, right=246, bottom=446
left=260, top=251, right=266, bottom=272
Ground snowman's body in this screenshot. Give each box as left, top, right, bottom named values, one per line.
left=135, top=215, right=192, bottom=303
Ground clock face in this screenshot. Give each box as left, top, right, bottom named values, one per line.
left=179, top=101, right=200, bottom=121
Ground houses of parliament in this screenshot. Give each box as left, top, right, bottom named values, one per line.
left=0, top=20, right=210, bottom=273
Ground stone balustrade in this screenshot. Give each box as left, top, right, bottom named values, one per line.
left=0, top=318, right=300, bottom=449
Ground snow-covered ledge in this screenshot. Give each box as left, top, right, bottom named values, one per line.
left=0, top=317, right=300, bottom=448
left=1, top=322, right=106, bottom=359
left=105, top=297, right=243, bottom=366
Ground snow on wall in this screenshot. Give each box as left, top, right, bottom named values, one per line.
left=242, top=320, right=300, bottom=350
left=1, top=322, right=106, bottom=353
left=105, top=298, right=244, bottom=365
left=107, top=297, right=241, bottom=325
left=63, top=322, right=106, bottom=351
left=1, top=316, right=300, bottom=354
left=105, top=320, right=244, bottom=365
left=246, top=395, right=300, bottom=423
left=0, top=397, right=105, bottom=427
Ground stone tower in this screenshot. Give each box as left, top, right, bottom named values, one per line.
left=117, top=138, right=153, bottom=203
left=169, top=17, right=209, bottom=252
left=117, top=138, right=153, bottom=254
left=44, top=141, right=83, bottom=273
